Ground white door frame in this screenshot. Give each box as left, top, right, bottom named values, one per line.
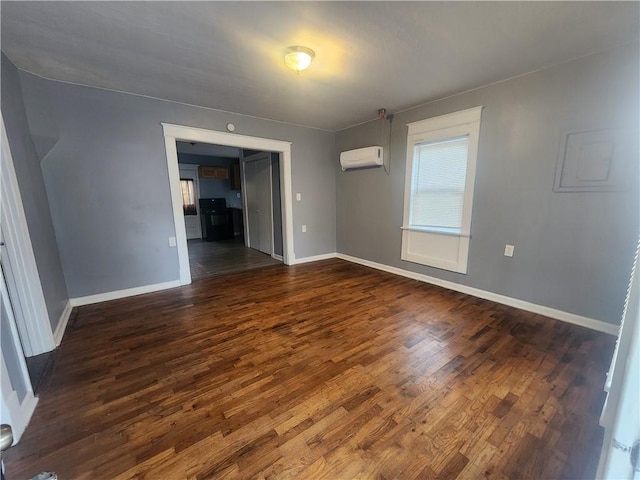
left=0, top=264, right=38, bottom=443
left=161, top=123, right=294, bottom=285
left=0, top=115, right=55, bottom=356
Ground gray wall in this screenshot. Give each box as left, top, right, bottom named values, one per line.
left=1, top=54, right=68, bottom=330
left=335, top=44, right=639, bottom=324
left=18, top=71, right=336, bottom=298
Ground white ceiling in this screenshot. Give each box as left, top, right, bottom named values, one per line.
left=2, top=2, right=638, bottom=131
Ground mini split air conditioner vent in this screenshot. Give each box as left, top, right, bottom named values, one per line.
left=340, top=146, right=383, bottom=171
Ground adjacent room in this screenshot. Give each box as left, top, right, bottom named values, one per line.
left=176, top=141, right=283, bottom=279
left=1, top=2, right=638, bottom=479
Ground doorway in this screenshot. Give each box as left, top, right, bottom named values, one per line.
left=178, top=143, right=282, bottom=279
left=184, top=147, right=282, bottom=280
left=163, top=125, right=293, bottom=283
left=163, top=124, right=295, bottom=285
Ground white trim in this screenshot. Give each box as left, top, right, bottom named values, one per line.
left=0, top=268, right=34, bottom=395
left=597, top=237, right=639, bottom=477
left=407, top=106, right=483, bottom=134
left=70, top=280, right=181, bottom=307
left=163, top=135, right=191, bottom=285
left=54, top=300, right=73, bottom=346
left=401, top=225, right=466, bottom=236
left=161, top=124, right=295, bottom=273
left=402, top=107, right=482, bottom=274
left=291, top=253, right=337, bottom=265
left=0, top=115, right=55, bottom=356
left=0, top=390, right=37, bottom=444
left=1, top=390, right=21, bottom=443
left=336, top=253, right=619, bottom=335
left=273, top=254, right=284, bottom=262
left=15, top=391, right=37, bottom=442
left=0, top=267, right=38, bottom=443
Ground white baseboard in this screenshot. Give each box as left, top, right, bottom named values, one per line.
left=291, top=252, right=337, bottom=265
left=6, top=390, right=39, bottom=443
left=273, top=254, right=284, bottom=261
left=336, top=253, right=619, bottom=336
left=54, top=300, right=73, bottom=346
left=17, top=391, right=38, bottom=442
left=70, top=280, right=182, bottom=307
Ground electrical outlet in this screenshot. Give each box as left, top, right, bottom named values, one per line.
left=302, top=225, right=307, bottom=233
left=504, top=244, right=514, bottom=257
left=169, top=236, right=177, bottom=247
left=296, top=193, right=302, bottom=201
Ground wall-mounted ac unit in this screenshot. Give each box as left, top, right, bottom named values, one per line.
left=340, top=146, right=383, bottom=171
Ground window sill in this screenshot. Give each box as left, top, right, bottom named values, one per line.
left=401, top=225, right=469, bottom=238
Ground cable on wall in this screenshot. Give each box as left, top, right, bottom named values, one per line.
left=378, top=108, right=394, bottom=175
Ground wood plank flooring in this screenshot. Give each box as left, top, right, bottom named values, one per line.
left=25, top=350, right=57, bottom=395
left=5, top=259, right=614, bottom=479
left=188, top=237, right=282, bottom=280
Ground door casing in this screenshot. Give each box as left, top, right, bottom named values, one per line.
left=161, top=123, right=295, bottom=286
left=0, top=115, right=55, bottom=356
left=0, top=264, right=38, bottom=444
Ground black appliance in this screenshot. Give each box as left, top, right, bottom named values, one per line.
left=199, top=198, right=233, bottom=241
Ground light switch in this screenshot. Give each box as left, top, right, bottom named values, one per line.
left=302, top=225, right=307, bottom=233
left=296, top=193, right=302, bottom=201
left=504, top=244, right=514, bottom=257
left=169, top=236, right=177, bottom=247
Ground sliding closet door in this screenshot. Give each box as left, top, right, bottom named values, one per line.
left=243, top=153, right=273, bottom=255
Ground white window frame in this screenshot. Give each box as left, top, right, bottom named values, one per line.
left=401, top=106, right=482, bottom=274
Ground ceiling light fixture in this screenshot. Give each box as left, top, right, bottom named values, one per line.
left=284, top=46, right=315, bottom=73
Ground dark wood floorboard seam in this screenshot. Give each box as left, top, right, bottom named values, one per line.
left=6, top=259, right=613, bottom=480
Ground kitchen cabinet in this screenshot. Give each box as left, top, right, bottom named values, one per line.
left=230, top=163, right=241, bottom=190
left=198, top=166, right=229, bottom=180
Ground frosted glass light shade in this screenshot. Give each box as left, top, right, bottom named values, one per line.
left=284, top=46, right=314, bottom=73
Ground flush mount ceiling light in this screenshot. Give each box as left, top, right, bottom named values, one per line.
left=284, top=46, right=315, bottom=73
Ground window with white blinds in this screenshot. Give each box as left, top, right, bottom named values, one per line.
left=402, top=107, right=482, bottom=273
left=410, top=136, right=469, bottom=232
left=180, top=179, right=197, bottom=215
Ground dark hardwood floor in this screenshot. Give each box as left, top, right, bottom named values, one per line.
left=5, top=260, right=614, bottom=479
left=25, top=349, right=58, bottom=395
left=188, top=237, right=282, bottom=280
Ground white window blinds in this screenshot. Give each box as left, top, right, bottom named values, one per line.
left=410, top=136, right=469, bottom=231
left=180, top=179, right=197, bottom=215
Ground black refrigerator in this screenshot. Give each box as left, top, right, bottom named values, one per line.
left=199, top=198, right=234, bottom=241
